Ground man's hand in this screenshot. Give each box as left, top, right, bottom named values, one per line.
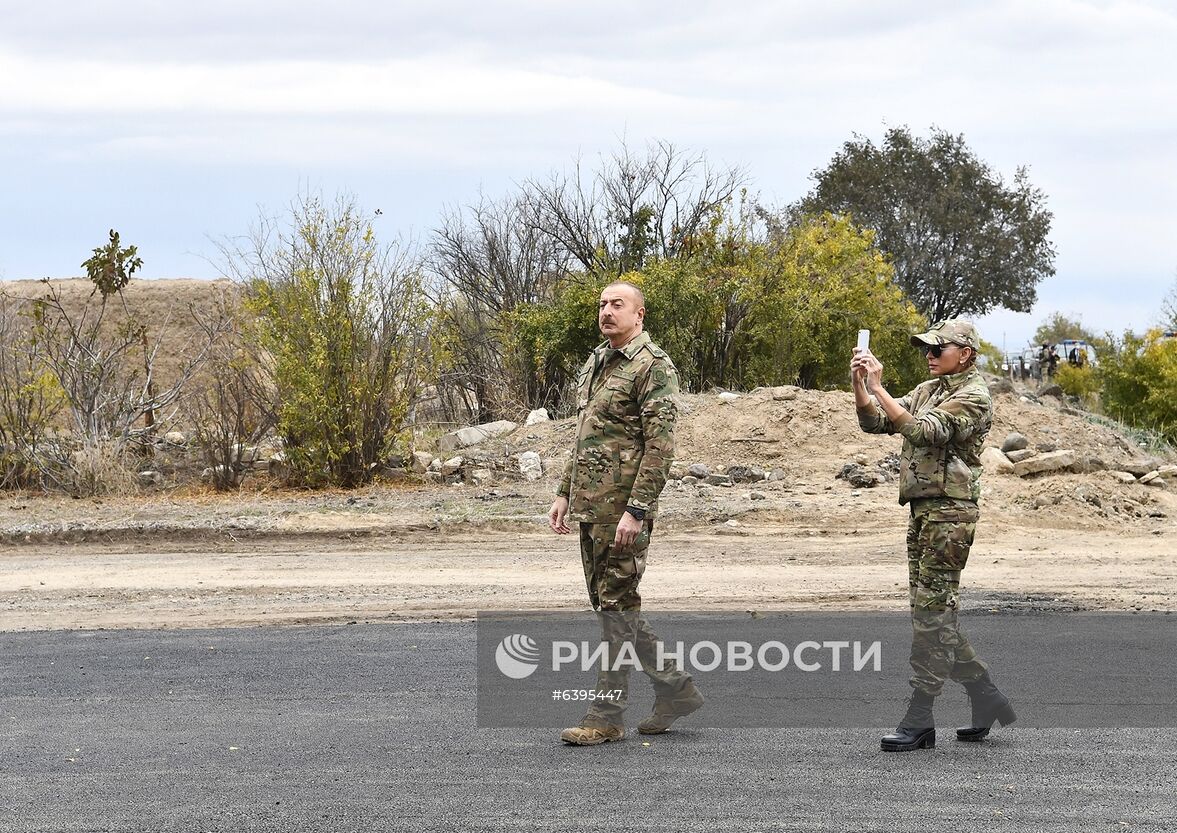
left=548, top=496, right=571, bottom=534
left=612, top=511, right=643, bottom=550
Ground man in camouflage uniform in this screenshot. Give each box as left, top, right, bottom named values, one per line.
left=852, top=319, right=1016, bottom=751
left=548, top=281, right=704, bottom=746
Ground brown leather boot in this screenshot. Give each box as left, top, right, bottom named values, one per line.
left=637, top=683, right=705, bottom=735
left=559, top=724, right=625, bottom=746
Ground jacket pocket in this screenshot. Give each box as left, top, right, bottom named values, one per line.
left=944, top=451, right=972, bottom=497
left=604, top=370, right=637, bottom=416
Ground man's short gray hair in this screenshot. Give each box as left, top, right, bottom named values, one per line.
left=604, top=281, right=645, bottom=307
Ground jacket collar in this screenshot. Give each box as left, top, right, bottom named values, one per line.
left=935, top=367, right=981, bottom=393
left=597, top=329, right=650, bottom=361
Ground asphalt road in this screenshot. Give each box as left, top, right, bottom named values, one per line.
left=1, top=621, right=1174, bottom=833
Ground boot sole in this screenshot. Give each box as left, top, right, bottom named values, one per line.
left=956, top=703, right=1017, bottom=742
left=881, top=729, right=936, bottom=752
left=560, top=733, right=624, bottom=746
left=955, top=727, right=990, bottom=742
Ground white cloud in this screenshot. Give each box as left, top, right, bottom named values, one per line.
left=0, top=52, right=701, bottom=117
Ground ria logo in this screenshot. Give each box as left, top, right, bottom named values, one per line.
left=495, top=633, right=540, bottom=679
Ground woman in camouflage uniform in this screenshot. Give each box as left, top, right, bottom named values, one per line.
left=851, top=320, right=1016, bottom=752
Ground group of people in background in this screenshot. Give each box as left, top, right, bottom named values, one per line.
left=1008, top=341, right=1087, bottom=383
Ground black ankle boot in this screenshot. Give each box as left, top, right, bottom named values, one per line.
left=881, top=689, right=936, bottom=752
left=956, top=672, right=1016, bottom=742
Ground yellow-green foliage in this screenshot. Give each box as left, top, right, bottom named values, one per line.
left=1055, top=363, right=1099, bottom=400
left=242, top=196, right=432, bottom=487
left=0, top=368, right=68, bottom=489
left=1098, top=330, right=1177, bottom=441
left=510, top=211, right=927, bottom=406
left=0, top=299, right=69, bottom=489
left=735, top=213, right=927, bottom=391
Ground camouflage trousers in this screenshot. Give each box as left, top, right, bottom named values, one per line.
left=578, top=521, right=692, bottom=726
left=906, top=498, right=989, bottom=696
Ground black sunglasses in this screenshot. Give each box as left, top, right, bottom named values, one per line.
left=919, top=343, right=960, bottom=358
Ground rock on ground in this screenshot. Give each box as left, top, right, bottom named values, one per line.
left=1122, top=458, right=1164, bottom=477
left=518, top=451, right=543, bottom=482
left=1002, top=432, right=1029, bottom=453
left=981, top=447, right=1014, bottom=475
left=411, top=451, right=434, bottom=474
left=1014, top=449, right=1077, bottom=477
left=438, top=420, right=518, bottom=452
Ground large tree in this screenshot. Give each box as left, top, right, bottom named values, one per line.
left=1032, top=311, right=1098, bottom=346
left=798, top=126, right=1056, bottom=322
left=522, top=140, right=747, bottom=276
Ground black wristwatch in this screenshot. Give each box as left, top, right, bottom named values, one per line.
left=625, top=505, right=647, bottom=521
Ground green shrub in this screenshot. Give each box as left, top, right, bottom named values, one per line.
left=1098, top=330, right=1177, bottom=441
left=734, top=212, right=927, bottom=392
left=1055, top=363, right=1099, bottom=401
left=235, top=194, right=433, bottom=487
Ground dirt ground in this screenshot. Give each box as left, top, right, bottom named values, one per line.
left=2, top=462, right=1172, bottom=631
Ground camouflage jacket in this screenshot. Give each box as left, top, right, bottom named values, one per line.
left=557, top=330, right=678, bottom=523
left=857, top=368, right=993, bottom=505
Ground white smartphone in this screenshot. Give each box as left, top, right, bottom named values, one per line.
left=856, top=329, right=870, bottom=351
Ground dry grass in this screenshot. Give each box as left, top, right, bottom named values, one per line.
left=0, top=277, right=239, bottom=394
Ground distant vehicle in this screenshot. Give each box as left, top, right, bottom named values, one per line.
left=1057, top=339, right=1097, bottom=368
left=1000, top=352, right=1031, bottom=380
left=1020, top=347, right=1042, bottom=378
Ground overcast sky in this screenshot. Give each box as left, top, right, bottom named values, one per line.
left=2, top=0, right=1175, bottom=350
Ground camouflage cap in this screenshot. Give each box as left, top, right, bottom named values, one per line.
left=910, top=319, right=980, bottom=350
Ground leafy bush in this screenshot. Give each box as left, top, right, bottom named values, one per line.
left=0, top=295, right=67, bottom=489
left=1098, top=330, right=1177, bottom=441
left=734, top=212, right=927, bottom=392
left=1055, top=363, right=1100, bottom=402
left=231, top=194, right=433, bottom=487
